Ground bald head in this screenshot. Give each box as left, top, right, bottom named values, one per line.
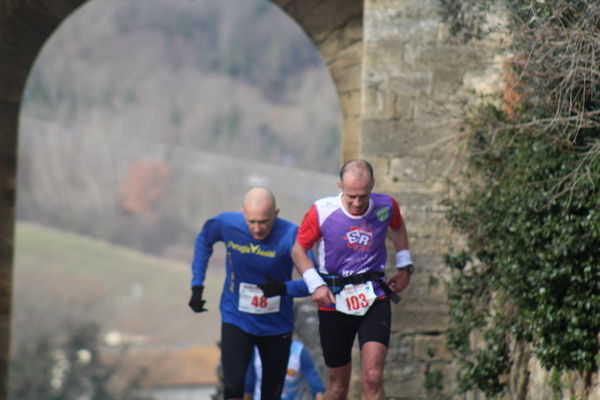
left=339, top=159, right=374, bottom=185
left=243, top=187, right=277, bottom=212
left=338, top=160, right=375, bottom=216
left=241, top=188, right=279, bottom=240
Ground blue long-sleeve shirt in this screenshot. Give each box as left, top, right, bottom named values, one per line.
left=191, top=211, right=310, bottom=335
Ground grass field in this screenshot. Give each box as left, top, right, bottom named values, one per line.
left=12, top=222, right=225, bottom=349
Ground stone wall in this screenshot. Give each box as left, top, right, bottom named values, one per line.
left=360, top=0, right=508, bottom=398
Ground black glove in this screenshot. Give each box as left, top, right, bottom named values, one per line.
left=188, top=285, right=207, bottom=312
left=258, top=275, right=287, bottom=297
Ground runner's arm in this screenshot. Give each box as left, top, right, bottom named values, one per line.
left=388, top=199, right=413, bottom=292
left=285, top=247, right=317, bottom=297
left=285, top=279, right=310, bottom=297
left=293, top=242, right=334, bottom=304
left=292, top=240, right=316, bottom=274
left=191, top=217, right=222, bottom=287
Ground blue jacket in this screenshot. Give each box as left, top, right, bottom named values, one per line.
left=191, top=211, right=309, bottom=335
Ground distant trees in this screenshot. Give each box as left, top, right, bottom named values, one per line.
left=17, top=0, right=340, bottom=255
left=121, top=159, right=171, bottom=215
left=9, top=322, right=152, bottom=400
left=22, top=0, right=340, bottom=172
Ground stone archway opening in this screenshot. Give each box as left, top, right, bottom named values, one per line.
left=1, top=0, right=363, bottom=398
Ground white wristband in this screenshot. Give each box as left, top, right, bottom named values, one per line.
left=302, top=268, right=326, bottom=294
left=396, top=250, right=413, bottom=269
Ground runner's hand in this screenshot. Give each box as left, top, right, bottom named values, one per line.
left=311, top=285, right=335, bottom=306
left=188, top=285, right=207, bottom=312
left=258, top=274, right=287, bottom=297
left=388, top=270, right=411, bottom=293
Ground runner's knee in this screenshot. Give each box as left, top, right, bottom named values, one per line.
left=326, top=383, right=349, bottom=400
left=362, top=366, right=383, bottom=388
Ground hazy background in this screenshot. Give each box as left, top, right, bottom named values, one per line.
left=12, top=0, right=340, bottom=396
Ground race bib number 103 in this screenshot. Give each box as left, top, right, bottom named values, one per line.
left=335, top=281, right=377, bottom=316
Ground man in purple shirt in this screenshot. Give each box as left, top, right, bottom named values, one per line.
left=292, top=159, right=415, bottom=400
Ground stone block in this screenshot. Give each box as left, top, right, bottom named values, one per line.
left=45, top=0, right=83, bottom=20
left=410, top=235, right=452, bottom=256
left=387, top=334, right=415, bottom=362
left=0, top=106, right=19, bottom=148
left=385, top=151, right=461, bottom=184
left=363, top=156, right=390, bottom=179
left=403, top=270, right=449, bottom=303
left=341, top=115, right=361, bottom=160
left=365, top=0, right=440, bottom=44
left=283, top=0, right=363, bottom=46
left=462, top=54, right=506, bottom=96
left=330, top=61, right=361, bottom=94
left=389, top=72, right=435, bottom=98
left=414, top=334, right=452, bottom=361
left=362, top=119, right=442, bottom=158
left=393, top=203, right=448, bottom=227
left=337, top=89, right=361, bottom=118
left=363, top=40, right=408, bottom=69
left=0, top=67, right=28, bottom=103
left=383, top=361, right=427, bottom=399
left=362, top=84, right=395, bottom=120
left=0, top=41, right=38, bottom=74
left=324, top=40, right=363, bottom=70
left=432, top=69, right=465, bottom=96
left=416, top=44, right=484, bottom=71
left=391, top=299, right=450, bottom=334
left=318, top=18, right=362, bottom=60
left=4, top=3, right=59, bottom=54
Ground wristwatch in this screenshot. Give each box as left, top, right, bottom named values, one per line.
left=398, top=264, right=415, bottom=274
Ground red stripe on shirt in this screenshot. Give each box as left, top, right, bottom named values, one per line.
left=390, top=197, right=403, bottom=229
left=297, top=205, right=321, bottom=249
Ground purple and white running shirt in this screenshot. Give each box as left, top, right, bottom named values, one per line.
left=297, top=192, right=403, bottom=298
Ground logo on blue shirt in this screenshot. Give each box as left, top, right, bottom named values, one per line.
left=227, top=241, right=276, bottom=257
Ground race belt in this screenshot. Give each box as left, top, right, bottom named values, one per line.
left=322, top=272, right=401, bottom=304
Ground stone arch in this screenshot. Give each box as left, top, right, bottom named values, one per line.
left=2, top=0, right=520, bottom=398
left=0, top=0, right=362, bottom=397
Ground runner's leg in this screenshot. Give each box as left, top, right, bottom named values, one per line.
left=255, top=332, right=292, bottom=400
left=357, top=300, right=391, bottom=400
left=324, top=364, right=352, bottom=400
left=360, top=342, right=387, bottom=400
left=221, top=322, right=255, bottom=400
left=319, top=310, right=360, bottom=400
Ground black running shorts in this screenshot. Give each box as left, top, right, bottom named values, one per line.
left=318, top=298, right=391, bottom=368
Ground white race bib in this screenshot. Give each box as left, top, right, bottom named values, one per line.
left=238, top=282, right=281, bottom=314
left=335, top=281, right=377, bottom=316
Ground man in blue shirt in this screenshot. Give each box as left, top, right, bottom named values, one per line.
left=189, top=188, right=309, bottom=400
left=244, top=339, right=325, bottom=400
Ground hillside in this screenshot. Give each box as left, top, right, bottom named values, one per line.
left=11, top=222, right=225, bottom=352
left=20, top=0, right=341, bottom=172
left=17, top=0, right=341, bottom=258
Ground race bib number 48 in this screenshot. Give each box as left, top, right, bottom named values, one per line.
left=335, top=281, right=377, bottom=316
left=238, top=282, right=280, bottom=314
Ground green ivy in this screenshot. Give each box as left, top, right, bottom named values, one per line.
left=447, top=106, right=600, bottom=395
left=444, top=0, right=600, bottom=396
